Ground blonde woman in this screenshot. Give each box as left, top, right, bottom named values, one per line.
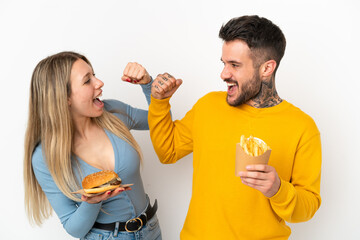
left=24, top=51, right=161, bottom=240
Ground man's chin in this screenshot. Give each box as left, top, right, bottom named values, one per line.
left=226, top=95, right=244, bottom=107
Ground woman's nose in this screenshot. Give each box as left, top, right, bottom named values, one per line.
left=95, top=78, right=104, bottom=88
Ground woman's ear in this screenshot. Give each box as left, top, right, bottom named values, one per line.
left=260, top=60, right=277, bottom=78
left=68, top=98, right=71, bottom=106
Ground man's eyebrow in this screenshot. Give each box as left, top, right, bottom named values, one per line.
left=221, top=58, right=242, bottom=65
left=229, top=60, right=241, bottom=65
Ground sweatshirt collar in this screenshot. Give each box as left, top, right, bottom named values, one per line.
left=236, top=100, right=291, bottom=115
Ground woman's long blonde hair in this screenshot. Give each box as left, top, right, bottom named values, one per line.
left=24, top=51, right=142, bottom=225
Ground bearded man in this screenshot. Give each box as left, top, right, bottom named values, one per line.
left=149, top=15, right=322, bottom=240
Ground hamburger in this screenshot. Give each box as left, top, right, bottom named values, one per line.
left=82, top=170, right=122, bottom=194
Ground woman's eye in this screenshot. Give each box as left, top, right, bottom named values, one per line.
left=84, top=79, right=90, bottom=84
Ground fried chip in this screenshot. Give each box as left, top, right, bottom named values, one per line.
left=239, top=135, right=270, bottom=156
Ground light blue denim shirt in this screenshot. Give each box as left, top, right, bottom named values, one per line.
left=32, top=81, right=152, bottom=238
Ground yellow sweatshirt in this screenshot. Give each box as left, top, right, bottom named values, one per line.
left=148, top=92, right=321, bottom=240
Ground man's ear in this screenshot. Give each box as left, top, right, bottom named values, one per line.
left=260, top=60, right=277, bottom=79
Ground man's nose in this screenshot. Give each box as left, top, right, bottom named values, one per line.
left=220, top=66, right=231, bottom=80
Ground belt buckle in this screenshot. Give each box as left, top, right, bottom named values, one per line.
left=125, top=217, right=143, bottom=232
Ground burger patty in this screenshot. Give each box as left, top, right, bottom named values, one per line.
left=96, top=177, right=122, bottom=188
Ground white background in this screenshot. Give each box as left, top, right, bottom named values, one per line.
left=1, top=0, right=359, bottom=239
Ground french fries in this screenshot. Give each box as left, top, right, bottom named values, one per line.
left=239, top=135, right=270, bottom=157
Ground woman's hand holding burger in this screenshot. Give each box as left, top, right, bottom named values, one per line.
left=81, top=186, right=131, bottom=204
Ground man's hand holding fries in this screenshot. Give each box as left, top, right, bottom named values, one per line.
left=238, top=135, right=280, bottom=198
left=239, top=165, right=281, bottom=198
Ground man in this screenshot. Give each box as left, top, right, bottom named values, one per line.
left=149, top=15, right=321, bottom=239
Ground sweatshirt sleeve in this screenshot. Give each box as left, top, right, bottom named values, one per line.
left=148, top=96, right=194, bottom=164
left=269, top=131, right=322, bottom=223
left=32, top=146, right=102, bottom=238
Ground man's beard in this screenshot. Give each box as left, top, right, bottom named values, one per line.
left=226, top=73, right=261, bottom=107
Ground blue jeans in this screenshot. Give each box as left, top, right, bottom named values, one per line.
left=81, top=214, right=161, bottom=240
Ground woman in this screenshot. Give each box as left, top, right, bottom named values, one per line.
left=24, top=51, right=161, bottom=239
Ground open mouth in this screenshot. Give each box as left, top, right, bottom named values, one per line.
left=225, top=81, right=238, bottom=95
left=93, top=93, right=103, bottom=107
left=93, top=97, right=102, bottom=104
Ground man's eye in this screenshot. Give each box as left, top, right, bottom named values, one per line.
left=232, top=64, right=239, bottom=68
